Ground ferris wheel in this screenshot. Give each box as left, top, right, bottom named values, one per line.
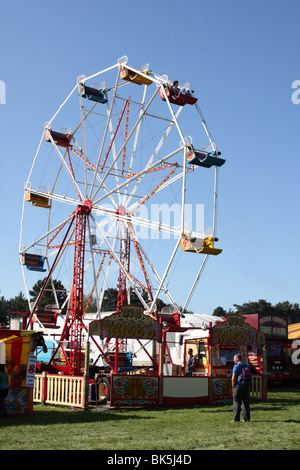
left=19, top=56, right=225, bottom=374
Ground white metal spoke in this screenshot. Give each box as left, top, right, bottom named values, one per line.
left=91, top=87, right=160, bottom=203
left=125, top=106, right=183, bottom=208
left=78, top=83, right=88, bottom=199
left=182, top=255, right=209, bottom=313
left=92, top=146, right=183, bottom=207
left=89, top=67, right=121, bottom=200
left=46, top=132, right=85, bottom=202
left=91, top=214, right=148, bottom=309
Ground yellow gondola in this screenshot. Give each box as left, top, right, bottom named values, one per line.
left=120, top=66, right=153, bottom=86
left=180, top=234, right=222, bottom=256
left=24, top=190, right=51, bottom=209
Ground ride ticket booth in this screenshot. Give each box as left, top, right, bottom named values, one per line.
left=0, top=330, right=46, bottom=414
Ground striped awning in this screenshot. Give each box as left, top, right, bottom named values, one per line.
left=0, top=331, right=41, bottom=387
left=288, top=323, right=300, bottom=339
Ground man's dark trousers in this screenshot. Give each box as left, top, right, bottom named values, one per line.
left=232, top=384, right=250, bottom=422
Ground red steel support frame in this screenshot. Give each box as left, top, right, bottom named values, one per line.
left=68, top=200, right=92, bottom=376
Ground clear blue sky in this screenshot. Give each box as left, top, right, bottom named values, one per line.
left=0, top=0, right=299, bottom=315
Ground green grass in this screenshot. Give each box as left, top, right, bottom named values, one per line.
left=0, top=386, right=299, bottom=450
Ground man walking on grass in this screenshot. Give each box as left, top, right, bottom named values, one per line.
left=231, top=354, right=251, bottom=422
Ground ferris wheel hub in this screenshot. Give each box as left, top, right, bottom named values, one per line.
left=77, top=199, right=92, bottom=215
left=116, top=205, right=126, bottom=219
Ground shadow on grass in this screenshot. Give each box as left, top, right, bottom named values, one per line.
left=2, top=402, right=230, bottom=427
left=3, top=387, right=298, bottom=427
left=1, top=406, right=154, bottom=427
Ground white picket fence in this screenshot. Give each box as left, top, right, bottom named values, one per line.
left=34, top=373, right=87, bottom=408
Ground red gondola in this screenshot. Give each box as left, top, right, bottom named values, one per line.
left=45, top=128, right=72, bottom=148
left=159, top=84, right=197, bottom=106
left=35, top=307, right=59, bottom=329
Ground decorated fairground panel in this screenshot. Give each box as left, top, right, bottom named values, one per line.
left=111, top=374, right=159, bottom=407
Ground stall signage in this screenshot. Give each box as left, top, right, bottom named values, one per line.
left=258, top=315, right=288, bottom=338
left=26, top=351, right=37, bottom=387
left=89, top=306, right=160, bottom=341
left=212, top=315, right=257, bottom=345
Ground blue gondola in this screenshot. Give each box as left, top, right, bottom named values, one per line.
left=21, top=253, right=47, bottom=272
left=186, top=145, right=226, bottom=168
left=81, top=84, right=108, bottom=104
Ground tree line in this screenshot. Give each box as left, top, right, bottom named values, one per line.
left=0, top=278, right=170, bottom=327
left=1, top=280, right=300, bottom=328
left=213, top=299, right=300, bottom=324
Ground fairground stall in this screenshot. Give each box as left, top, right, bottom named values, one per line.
left=181, top=314, right=267, bottom=404
left=242, top=313, right=299, bottom=382
left=0, top=329, right=46, bottom=414
left=88, top=311, right=267, bottom=407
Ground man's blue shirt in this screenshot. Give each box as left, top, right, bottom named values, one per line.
left=233, top=362, right=248, bottom=386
